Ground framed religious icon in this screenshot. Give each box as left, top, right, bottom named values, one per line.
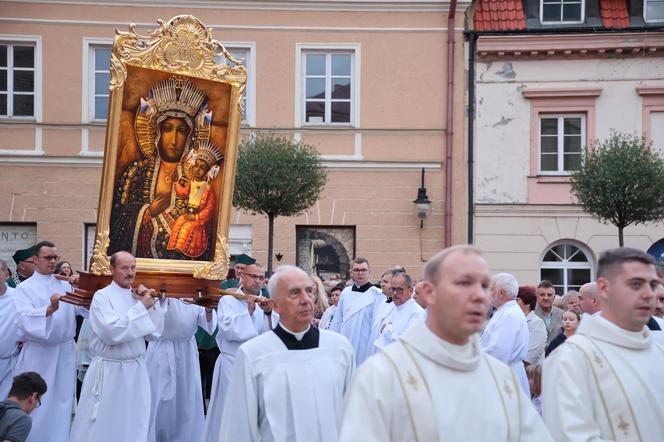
left=295, top=225, right=356, bottom=280
left=87, top=16, right=246, bottom=284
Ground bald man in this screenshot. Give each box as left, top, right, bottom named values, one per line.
left=578, top=282, right=600, bottom=316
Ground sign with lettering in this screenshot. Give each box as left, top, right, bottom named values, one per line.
left=0, top=224, right=37, bottom=277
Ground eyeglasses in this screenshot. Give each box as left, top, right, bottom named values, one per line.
left=390, top=287, right=407, bottom=294
left=352, top=268, right=368, bottom=273
left=39, top=255, right=60, bottom=261
left=244, top=273, right=265, bottom=280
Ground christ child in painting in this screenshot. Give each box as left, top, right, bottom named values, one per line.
left=167, top=141, right=224, bottom=258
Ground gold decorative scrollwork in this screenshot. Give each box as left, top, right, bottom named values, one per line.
left=110, top=15, right=247, bottom=102
left=90, top=230, right=112, bottom=276
left=192, top=235, right=230, bottom=280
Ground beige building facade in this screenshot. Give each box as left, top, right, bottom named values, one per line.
left=470, top=0, right=664, bottom=292
left=0, top=0, right=469, bottom=280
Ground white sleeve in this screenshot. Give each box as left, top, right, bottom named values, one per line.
left=219, top=346, right=260, bottom=441
left=90, top=294, right=161, bottom=345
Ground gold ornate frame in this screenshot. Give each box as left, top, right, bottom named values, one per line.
left=89, top=16, right=246, bottom=280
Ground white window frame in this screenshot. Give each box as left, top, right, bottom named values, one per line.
left=538, top=113, right=586, bottom=176
left=540, top=0, right=585, bottom=24
left=540, top=241, right=594, bottom=295
left=0, top=36, right=41, bottom=121
left=295, top=43, right=360, bottom=128
left=645, top=0, right=664, bottom=22
left=222, top=42, right=256, bottom=127
left=82, top=38, right=113, bottom=124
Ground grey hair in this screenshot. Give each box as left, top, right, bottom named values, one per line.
left=0, top=259, right=7, bottom=273
left=391, top=272, right=414, bottom=287
left=492, top=273, right=519, bottom=298
left=561, top=290, right=579, bottom=306
left=267, top=265, right=308, bottom=298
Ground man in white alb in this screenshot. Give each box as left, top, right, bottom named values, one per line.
left=329, top=257, right=385, bottom=366
left=203, top=263, right=275, bottom=442
left=220, top=265, right=354, bottom=441
left=480, top=273, right=530, bottom=395
left=146, top=299, right=217, bottom=442
left=373, top=272, right=423, bottom=351
left=70, top=251, right=167, bottom=442
left=0, top=259, right=19, bottom=399
left=13, top=241, right=88, bottom=442
left=543, top=247, right=664, bottom=441
left=339, top=245, right=551, bottom=442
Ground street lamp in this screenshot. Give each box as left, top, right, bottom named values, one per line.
left=413, top=168, right=432, bottom=228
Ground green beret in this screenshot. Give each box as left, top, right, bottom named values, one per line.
left=234, top=254, right=256, bottom=265
left=12, top=246, right=37, bottom=264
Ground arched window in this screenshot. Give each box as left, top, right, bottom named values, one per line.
left=540, top=242, right=593, bottom=295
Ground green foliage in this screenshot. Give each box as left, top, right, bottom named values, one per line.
left=233, top=133, right=328, bottom=217
left=571, top=131, right=664, bottom=245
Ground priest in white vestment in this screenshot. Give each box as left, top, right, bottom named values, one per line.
left=340, top=246, right=551, bottom=442
left=329, top=257, right=384, bottom=366
left=146, top=299, right=217, bottom=442
left=543, top=247, right=664, bottom=442
left=203, top=263, right=276, bottom=442
left=318, top=283, right=342, bottom=330
left=480, top=273, right=530, bottom=395
left=13, top=241, right=88, bottom=442
left=0, top=259, right=19, bottom=399
left=373, top=272, right=423, bottom=351
left=220, top=265, right=354, bottom=442
left=70, top=251, right=167, bottom=442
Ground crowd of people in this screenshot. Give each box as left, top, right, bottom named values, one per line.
left=0, top=241, right=663, bottom=441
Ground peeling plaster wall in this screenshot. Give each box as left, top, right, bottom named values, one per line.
left=474, top=56, right=664, bottom=204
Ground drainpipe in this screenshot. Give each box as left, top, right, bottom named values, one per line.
left=444, top=0, right=457, bottom=248
left=467, top=31, right=477, bottom=244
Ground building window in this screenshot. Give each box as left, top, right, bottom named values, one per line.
left=646, top=0, right=664, bottom=22
left=217, top=44, right=255, bottom=126
left=302, top=51, right=354, bottom=125
left=541, top=0, right=584, bottom=23
left=89, top=46, right=111, bottom=121
left=539, top=115, right=585, bottom=174
left=540, top=242, right=593, bottom=295
left=0, top=43, right=36, bottom=118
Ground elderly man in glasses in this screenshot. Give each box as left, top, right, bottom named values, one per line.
left=13, top=241, right=88, bottom=442
left=203, top=263, right=277, bottom=442
left=373, top=272, right=424, bottom=351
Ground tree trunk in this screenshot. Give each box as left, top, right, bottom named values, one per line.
left=618, top=225, right=624, bottom=247
left=267, top=213, right=275, bottom=276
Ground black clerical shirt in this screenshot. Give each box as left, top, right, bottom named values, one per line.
left=272, top=324, right=320, bottom=350
left=351, top=282, right=373, bottom=293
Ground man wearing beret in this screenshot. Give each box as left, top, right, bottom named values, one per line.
left=6, top=246, right=37, bottom=288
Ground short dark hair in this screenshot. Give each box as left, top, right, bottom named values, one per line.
left=537, top=280, right=554, bottom=289
left=331, top=283, right=344, bottom=293
left=9, top=372, right=47, bottom=400
left=517, top=286, right=538, bottom=311
left=34, top=241, right=56, bottom=257
left=597, top=247, right=656, bottom=280
left=352, top=257, right=369, bottom=267
left=391, top=272, right=414, bottom=287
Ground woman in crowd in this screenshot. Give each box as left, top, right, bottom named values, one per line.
left=516, top=286, right=547, bottom=366
left=319, top=284, right=343, bottom=330
left=545, top=309, right=581, bottom=356
left=311, top=275, right=329, bottom=322
left=56, top=260, right=73, bottom=277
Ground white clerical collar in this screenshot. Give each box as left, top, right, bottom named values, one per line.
left=401, top=322, right=481, bottom=371
left=32, top=271, right=53, bottom=281
left=395, top=297, right=414, bottom=312
left=576, top=313, right=651, bottom=350
left=110, top=280, right=132, bottom=292
left=279, top=323, right=310, bottom=341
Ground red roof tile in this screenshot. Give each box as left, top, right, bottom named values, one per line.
left=599, top=0, right=630, bottom=29
left=474, top=0, right=526, bottom=31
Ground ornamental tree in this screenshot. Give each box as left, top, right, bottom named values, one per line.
left=571, top=131, right=664, bottom=247
left=233, top=133, right=327, bottom=274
